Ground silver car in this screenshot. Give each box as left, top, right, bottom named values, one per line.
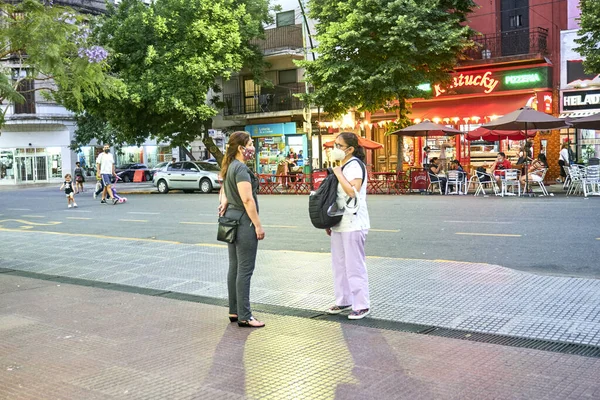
left=153, top=161, right=221, bottom=194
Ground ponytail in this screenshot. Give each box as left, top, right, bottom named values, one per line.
left=220, top=131, right=251, bottom=180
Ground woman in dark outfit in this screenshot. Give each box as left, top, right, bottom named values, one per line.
left=218, top=131, right=266, bottom=328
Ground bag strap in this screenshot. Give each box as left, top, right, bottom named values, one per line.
left=341, top=158, right=366, bottom=187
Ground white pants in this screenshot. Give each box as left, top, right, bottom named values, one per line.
left=330, top=230, right=370, bottom=311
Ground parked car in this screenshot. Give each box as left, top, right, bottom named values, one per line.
left=149, top=161, right=169, bottom=177
left=153, top=161, right=221, bottom=194
left=115, top=163, right=152, bottom=182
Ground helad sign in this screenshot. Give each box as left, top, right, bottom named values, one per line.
left=562, top=89, right=600, bottom=111
left=420, top=66, right=551, bottom=98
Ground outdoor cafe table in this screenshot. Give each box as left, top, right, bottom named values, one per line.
left=372, top=171, right=408, bottom=194
left=257, top=174, right=311, bottom=194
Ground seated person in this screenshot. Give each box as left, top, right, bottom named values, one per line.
left=448, top=159, right=465, bottom=192
left=428, top=157, right=447, bottom=193
left=490, top=152, right=512, bottom=184
left=520, top=153, right=547, bottom=190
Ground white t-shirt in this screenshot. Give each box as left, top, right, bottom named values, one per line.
left=559, top=148, right=569, bottom=164
left=96, top=152, right=115, bottom=174
left=331, top=157, right=370, bottom=233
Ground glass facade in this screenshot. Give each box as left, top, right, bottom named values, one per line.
left=0, top=147, right=63, bottom=183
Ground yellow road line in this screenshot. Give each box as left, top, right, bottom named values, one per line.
left=370, top=229, right=399, bottom=233
left=0, top=219, right=61, bottom=226
left=21, top=215, right=45, bottom=218
left=119, top=219, right=148, bottom=223
left=0, top=227, right=181, bottom=244
left=66, top=217, right=93, bottom=220
left=455, top=232, right=522, bottom=238
left=180, top=221, right=217, bottom=225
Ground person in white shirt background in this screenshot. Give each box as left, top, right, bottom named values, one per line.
left=325, top=131, right=371, bottom=320
left=558, top=143, right=570, bottom=183
left=95, top=144, right=118, bottom=205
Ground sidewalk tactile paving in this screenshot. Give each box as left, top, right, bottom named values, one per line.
left=2, top=230, right=600, bottom=347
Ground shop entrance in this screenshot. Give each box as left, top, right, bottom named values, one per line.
left=16, top=155, right=47, bottom=182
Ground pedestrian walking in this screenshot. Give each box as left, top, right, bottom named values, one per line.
left=95, top=144, right=118, bottom=205
left=74, top=162, right=85, bottom=194
left=558, top=143, right=569, bottom=182
left=325, top=132, right=371, bottom=320
left=59, top=174, right=77, bottom=208
left=218, top=131, right=265, bottom=328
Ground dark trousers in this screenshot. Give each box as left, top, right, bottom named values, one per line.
left=227, top=212, right=258, bottom=321
left=559, top=160, right=567, bottom=178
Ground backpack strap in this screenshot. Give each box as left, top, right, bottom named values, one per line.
left=341, top=158, right=366, bottom=187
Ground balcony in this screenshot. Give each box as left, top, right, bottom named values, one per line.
left=223, top=83, right=307, bottom=117
left=250, top=25, right=304, bottom=56
left=463, top=27, right=548, bottom=64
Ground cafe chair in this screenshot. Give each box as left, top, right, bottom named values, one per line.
left=583, top=165, right=600, bottom=197
left=445, top=170, right=464, bottom=195
left=470, top=171, right=499, bottom=197
left=530, top=168, right=549, bottom=196
left=501, top=169, right=521, bottom=197
left=566, top=165, right=584, bottom=197
left=427, top=172, right=444, bottom=195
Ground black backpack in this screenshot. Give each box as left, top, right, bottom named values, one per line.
left=308, top=159, right=366, bottom=229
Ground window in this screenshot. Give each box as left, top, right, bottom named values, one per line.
left=167, top=162, right=182, bottom=171
left=509, top=15, right=523, bottom=28
left=13, top=70, right=35, bottom=114
left=279, top=69, right=297, bottom=84
left=276, top=10, right=295, bottom=27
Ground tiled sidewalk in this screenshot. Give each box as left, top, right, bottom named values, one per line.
left=2, top=275, right=600, bottom=400
left=1, top=229, right=600, bottom=346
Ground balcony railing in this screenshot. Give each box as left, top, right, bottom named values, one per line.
left=250, top=25, right=303, bottom=55
left=223, top=83, right=307, bottom=116
left=464, top=27, right=548, bottom=62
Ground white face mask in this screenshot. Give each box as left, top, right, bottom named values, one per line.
left=330, top=148, right=347, bottom=161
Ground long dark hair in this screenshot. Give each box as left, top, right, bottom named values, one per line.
left=220, top=131, right=251, bottom=180
left=538, top=153, right=548, bottom=167
left=338, top=131, right=365, bottom=162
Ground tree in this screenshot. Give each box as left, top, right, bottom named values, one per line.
left=575, top=0, right=600, bottom=74
left=0, top=0, right=120, bottom=126
left=298, top=0, right=476, bottom=117
left=76, top=0, right=271, bottom=165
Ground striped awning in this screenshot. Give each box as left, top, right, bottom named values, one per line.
left=559, top=110, right=600, bottom=118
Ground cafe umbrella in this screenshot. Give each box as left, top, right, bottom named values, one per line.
left=481, top=106, right=568, bottom=195
left=389, top=120, right=463, bottom=138
left=465, top=127, right=535, bottom=142
left=568, top=112, right=600, bottom=130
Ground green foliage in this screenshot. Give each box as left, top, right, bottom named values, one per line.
left=76, top=0, right=270, bottom=160
left=70, top=112, right=123, bottom=152
left=0, top=0, right=120, bottom=125
left=298, top=0, right=476, bottom=117
left=575, top=0, right=600, bottom=74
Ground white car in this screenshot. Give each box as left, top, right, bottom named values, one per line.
left=153, top=161, right=221, bottom=194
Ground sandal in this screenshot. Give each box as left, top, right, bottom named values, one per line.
left=325, top=305, right=352, bottom=315
left=237, top=317, right=265, bottom=328
left=228, top=314, right=238, bottom=323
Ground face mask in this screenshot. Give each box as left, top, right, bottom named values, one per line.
left=242, top=146, right=255, bottom=161
left=330, top=148, right=346, bottom=161
left=104, top=149, right=109, bottom=153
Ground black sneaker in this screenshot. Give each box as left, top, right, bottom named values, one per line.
left=100, top=200, right=107, bottom=204
left=112, top=198, right=118, bottom=205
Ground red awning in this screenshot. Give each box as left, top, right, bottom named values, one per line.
left=409, top=93, right=537, bottom=123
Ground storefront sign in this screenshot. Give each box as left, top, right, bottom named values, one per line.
left=434, top=72, right=499, bottom=96
left=425, top=66, right=551, bottom=98
left=245, top=122, right=297, bottom=137
left=563, top=89, right=600, bottom=111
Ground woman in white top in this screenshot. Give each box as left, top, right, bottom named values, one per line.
left=558, top=143, right=570, bottom=182
left=325, top=132, right=371, bottom=320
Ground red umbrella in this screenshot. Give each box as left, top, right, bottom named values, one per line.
left=323, top=136, right=384, bottom=150
left=465, top=127, right=536, bottom=142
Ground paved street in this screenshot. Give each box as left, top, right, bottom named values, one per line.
left=2, top=275, right=600, bottom=400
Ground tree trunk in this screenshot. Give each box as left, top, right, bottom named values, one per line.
left=199, top=118, right=225, bottom=166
